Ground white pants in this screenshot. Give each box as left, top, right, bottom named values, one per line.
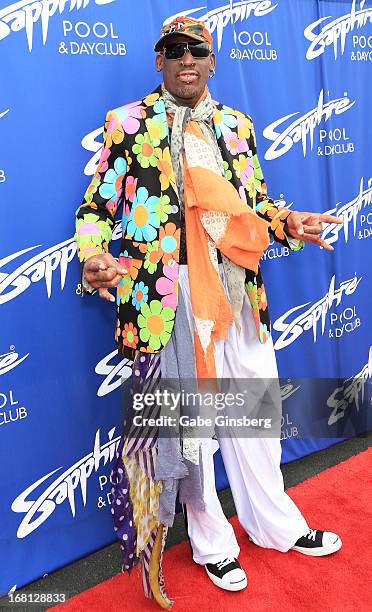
left=178, top=264, right=309, bottom=565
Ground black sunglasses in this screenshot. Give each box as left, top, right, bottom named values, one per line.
left=162, top=41, right=211, bottom=60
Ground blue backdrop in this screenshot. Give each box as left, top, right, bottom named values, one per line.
left=0, top=0, right=371, bottom=596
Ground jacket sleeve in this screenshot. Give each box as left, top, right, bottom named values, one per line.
left=74, top=111, right=128, bottom=295
left=74, top=109, right=128, bottom=293
left=248, top=119, right=304, bottom=252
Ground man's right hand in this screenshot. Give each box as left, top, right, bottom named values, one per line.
left=83, top=253, right=128, bottom=302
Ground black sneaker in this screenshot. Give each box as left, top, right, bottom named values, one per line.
left=292, top=528, right=342, bottom=556
left=205, top=557, right=247, bottom=591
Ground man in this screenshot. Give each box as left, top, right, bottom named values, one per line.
left=75, top=16, right=343, bottom=608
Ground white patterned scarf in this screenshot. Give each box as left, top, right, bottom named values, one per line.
left=162, top=85, right=247, bottom=334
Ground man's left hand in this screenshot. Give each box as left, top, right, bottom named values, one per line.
left=285, top=211, right=343, bottom=251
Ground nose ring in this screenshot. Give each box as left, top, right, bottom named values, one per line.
left=180, top=60, right=195, bottom=67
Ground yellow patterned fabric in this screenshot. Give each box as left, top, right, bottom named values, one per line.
left=122, top=441, right=162, bottom=555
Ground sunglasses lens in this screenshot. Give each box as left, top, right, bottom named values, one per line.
left=190, top=43, right=210, bottom=58
left=164, top=43, right=186, bottom=59
left=164, top=42, right=210, bottom=59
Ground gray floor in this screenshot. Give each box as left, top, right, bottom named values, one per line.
left=0, top=432, right=370, bottom=612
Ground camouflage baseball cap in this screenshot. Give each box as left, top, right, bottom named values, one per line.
left=154, top=15, right=213, bottom=52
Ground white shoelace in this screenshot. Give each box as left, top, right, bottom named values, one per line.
left=216, top=558, right=235, bottom=570
left=305, top=529, right=317, bottom=541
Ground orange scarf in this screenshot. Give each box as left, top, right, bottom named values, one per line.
left=183, top=121, right=269, bottom=378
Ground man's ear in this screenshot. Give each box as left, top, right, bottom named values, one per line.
left=210, top=52, right=216, bottom=72
left=156, top=54, right=164, bottom=72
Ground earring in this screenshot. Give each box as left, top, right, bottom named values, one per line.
left=209, top=68, right=215, bottom=78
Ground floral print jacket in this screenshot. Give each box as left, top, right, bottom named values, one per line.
left=75, top=85, right=303, bottom=360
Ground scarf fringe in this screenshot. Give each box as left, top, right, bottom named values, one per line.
left=144, top=524, right=173, bottom=609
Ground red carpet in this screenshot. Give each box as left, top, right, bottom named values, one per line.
left=49, top=448, right=371, bottom=612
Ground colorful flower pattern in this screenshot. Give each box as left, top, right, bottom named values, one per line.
left=99, top=156, right=127, bottom=212
left=156, top=262, right=178, bottom=310
left=132, top=132, right=158, bottom=168
left=84, top=175, right=100, bottom=204
left=75, top=86, right=303, bottom=358
left=121, top=322, right=139, bottom=348
left=137, top=300, right=175, bottom=351
left=155, top=147, right=176, bottom=192
left=144, top=241, right=162, bottom=274
left=117, top=276, right=134, bottom=305
left=224, top=129, right=248, bottom=156
left=145, top=117, right=167, bottom=146
left=158, top=222, right=180, bottom=264
left=119, top=253, right=142, bottom=281
left=223, top=160, right=232, bottom=181
left=154, top=194, right=172, bottom=224
left=126, top=186, right=160, bottom=242
left=213, top=107, right=238, bottom=139
left=125, top=176, right=137, bottom=202
left=75, top=212, right=111, bottom=262
left=97, top=147, right=110, bottom=174
left=114, top=100, right=145, bottom=135
left=236, top=113, right=253, bottom=141
left=132, top=281, right=149, bottom=311
left=104, top=111, right=125, bottom=148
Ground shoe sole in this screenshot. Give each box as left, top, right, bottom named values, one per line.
left=205, top=568, right=248, bottom=592
left=292, top=536, right=342, bottom=557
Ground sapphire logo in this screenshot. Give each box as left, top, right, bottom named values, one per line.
left=11, top=427, right=120, bottom=537
left=327, top=348, right=372, bottom=425
left=0, top=238, right=77, bottom=304
left=273, top=275, right=362, bottom=350
left=263, top=90, right=355, bottom=160
left=0, top=348, right=29, bottom=375
left=322, top=177, right=372, bottom=246
left=165, top=1, right=278, bottom=52
left=280, top=380, right=300, bottom=401
left=304, top=0, right=372, bottom=60
left=0, top=0, right=116, bottom=52
left=95, top=349, right=132, bottom=397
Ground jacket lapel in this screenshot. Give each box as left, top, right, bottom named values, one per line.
left=143, top=86, right=178, bottom=202
left=212, top=103, right=243, bottom=197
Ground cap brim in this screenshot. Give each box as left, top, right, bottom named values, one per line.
left=154, top=31, right=207, bottom=52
